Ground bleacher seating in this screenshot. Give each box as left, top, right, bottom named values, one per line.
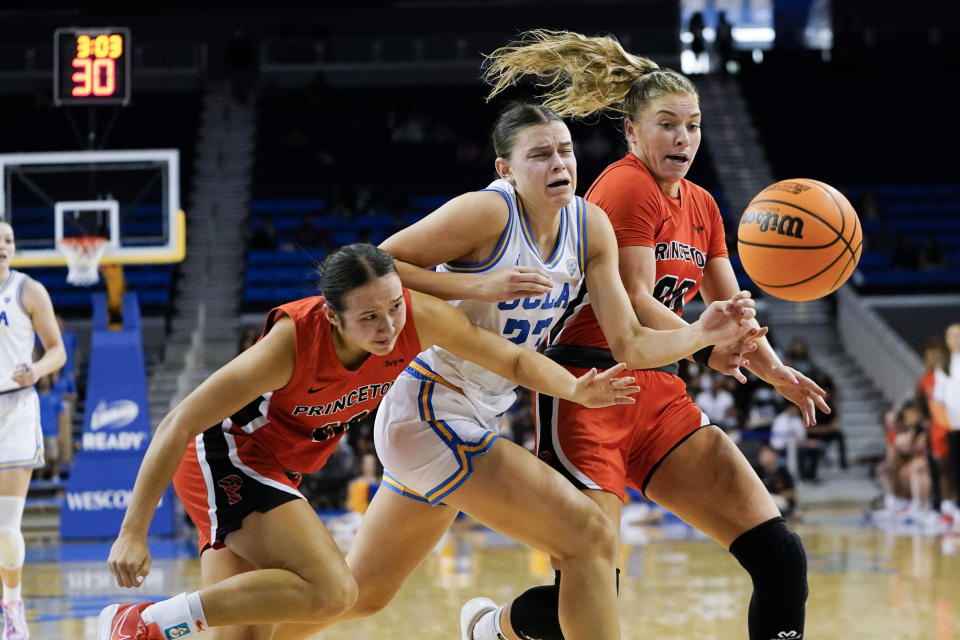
left=246, top=81, right=728, bottom=309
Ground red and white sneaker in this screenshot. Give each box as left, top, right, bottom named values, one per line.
left=97, top=603, right=163, bottom=640
left=2, top=598, right=29, bottom=640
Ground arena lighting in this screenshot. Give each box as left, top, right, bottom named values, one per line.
left=681, top=26, right=776, bottom=45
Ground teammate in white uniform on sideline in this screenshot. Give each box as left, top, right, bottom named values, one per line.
left=0, top=221, right=66, bottom=640
left=269, top=102, right=764, bottom=640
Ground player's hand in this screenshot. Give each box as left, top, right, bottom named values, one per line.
left=571, top=362, right=641, bottom=408
left=477, top=266, right=553, bottom=302
left=12, top=363, right=37, bottom=387
left=697, top=291, right=766, bottom=345
left=763, top=364, right=830, bottom=426
left=708, top=337, right=756, bottom=384
left=107, top=531, right=152, bottom=589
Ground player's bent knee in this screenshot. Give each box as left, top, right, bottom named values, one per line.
left=302, top=575, right=359, bottom=622
left=565, top=507, right=617, bottom=563
left=348, top=585, right=396, bottom=619
left=730, top=517, right=809, bottom=610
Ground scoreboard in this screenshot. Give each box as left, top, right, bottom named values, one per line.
left=54, top=27, right=131, bottom=106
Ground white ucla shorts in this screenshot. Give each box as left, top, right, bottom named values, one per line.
left=0, top=387, right=44, bottom=470
left=374, top=357, right=501, bottom=506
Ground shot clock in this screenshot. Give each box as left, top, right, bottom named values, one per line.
left=54, top=27, right=131, bottom=106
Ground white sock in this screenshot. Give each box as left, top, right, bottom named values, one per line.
left=473, top=605, right=506, bottom=640
left=2, top=583, right=21, bottom=605
left=942, top=500, right=958, bottom=517
left=883, top=494, right=897, bottom=510
left=142, top=592, right=203, bottom=636
left=186, top=591, right=208, bottom=632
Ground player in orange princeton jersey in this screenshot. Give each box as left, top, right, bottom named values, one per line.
left=459, top=31, right=831, bottom=640
left=97, top=243, right=641, bottom=640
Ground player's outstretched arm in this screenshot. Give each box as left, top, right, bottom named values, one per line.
left=701, top=256, right=830, bottom=425
left=107, top=318, right=297, bottom=589
left=583, top=204, right=759, bottom=368
left=410, top=291, right=639, bottom=408
left=380, top=191, right=553, bottom=302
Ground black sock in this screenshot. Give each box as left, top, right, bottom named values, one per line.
left=509, top=569, right=620, bottom=640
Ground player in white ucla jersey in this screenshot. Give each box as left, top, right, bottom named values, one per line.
left=270, top=103, right=762, bottom=640
left=411, top=177, right=585, bottom=429
left=0, top=221, right=65, bottom=640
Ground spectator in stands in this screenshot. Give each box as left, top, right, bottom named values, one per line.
left=237, top=325, right=259, bottom=355
left=771, top=404, right=822, bottom=481
left=892, top=235, right=919, bottom=270
left=806, top=371, right=847, bottom=470
left=755, top=444, right=797, bottom=518
left=899, top=403, right=933, bottom=519
left=875, top=405, right=932, bottom=523
left=501, top=388, right=536, bottom=451
left=354, top=185, right=376, bottom=215
left=784, top=336, right=814, bottom=377
left=0, top=221, right=67, bottom=640
left=714, top=11, right=735, bottom=73
left=695, top=372, right=736, bottom=431
left=390, top=108, right=427, bottom=143
left=918, top=234, right=948, bottom=270
left=250, top=218, right=277, bottom=250
left=36, top=374, right=67, bottom=481
left=301, top=439, right=356, bottom=511
left=745, top=381, right=783, bottom=432
left=917, top=338, right=954, bottom=523
left=346, top=453, right=381, bottom=516
left=935, top=323, right=960, bottom=530
left=687, top=11, right=707, bottom=72
left=293, top=214, right=327, bottom=248
left=876, top=409, right=906, bottom=515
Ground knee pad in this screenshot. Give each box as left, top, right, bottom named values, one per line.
left=510, top=568, right=621, bottom=640
left=730, top=516, right=808, bottom=610
left=0, top=496, right=26, bottom=570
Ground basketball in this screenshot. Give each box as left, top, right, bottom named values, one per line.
left=736, top=178, right=863, bottom=302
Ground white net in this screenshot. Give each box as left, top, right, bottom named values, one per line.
left=59, top=237, right=108, bottom=286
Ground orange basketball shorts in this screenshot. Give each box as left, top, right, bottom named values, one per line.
left=173, top=426, right=304, bottom=554
left=534, top=367, right=709, bottom=501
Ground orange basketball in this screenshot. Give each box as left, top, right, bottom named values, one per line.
left=736, top=178, right=863, bottom=302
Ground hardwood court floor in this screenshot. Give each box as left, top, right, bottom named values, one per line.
left=16, top=505, right=960, bottom=639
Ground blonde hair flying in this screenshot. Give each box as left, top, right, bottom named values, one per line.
left=483, top=29, right=697, bottom=120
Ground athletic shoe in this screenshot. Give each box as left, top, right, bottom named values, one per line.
left=97, top=603, right=163, bottom=640
left=460, top=597, right=498, bottom=640
left=2, top=599, right=28, bottom=640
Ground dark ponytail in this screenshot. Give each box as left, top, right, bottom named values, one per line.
left=316, top=243, right=397, bottom=313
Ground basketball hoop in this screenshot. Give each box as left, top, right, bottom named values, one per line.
left=59, top=236, right=109, bottom=286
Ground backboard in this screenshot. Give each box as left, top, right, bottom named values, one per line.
left=0, top=149, right=185, bottom=267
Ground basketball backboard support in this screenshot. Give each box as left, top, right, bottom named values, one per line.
left=0, top=149, right=185, bottom=267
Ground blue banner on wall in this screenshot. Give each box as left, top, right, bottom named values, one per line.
left=62, top=293, right=174, bottom=539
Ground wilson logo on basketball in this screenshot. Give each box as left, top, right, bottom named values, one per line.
left=764, top=181, right=810, bottom=195
left=217, top=475, right=243, bottom=504
left=739, top=211, right=804, bottom=239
